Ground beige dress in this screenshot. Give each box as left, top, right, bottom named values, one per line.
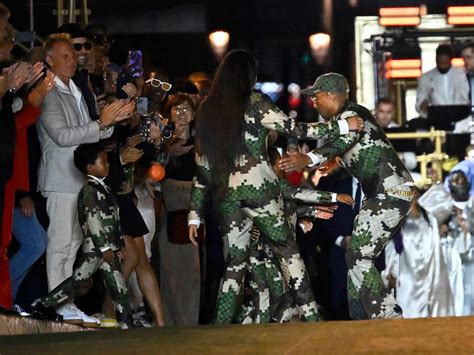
left=159, top=178, right=201, bottom=326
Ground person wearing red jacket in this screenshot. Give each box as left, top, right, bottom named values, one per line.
left=0, top=71, right=55, bottom=309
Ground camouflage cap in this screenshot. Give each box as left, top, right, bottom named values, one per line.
left=300, top=72, right=350, bottom=95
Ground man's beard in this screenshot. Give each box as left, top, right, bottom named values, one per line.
left=437, top=67, right=451, bottom=74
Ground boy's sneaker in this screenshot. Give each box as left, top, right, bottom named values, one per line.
left=56, top=303, right=100, bottom=326
left=92, top=313, right=118, bottom=328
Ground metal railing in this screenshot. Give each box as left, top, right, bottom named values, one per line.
left=386, top=128, right=448, bottom=188
left=55, top=0, right=90, bottom=27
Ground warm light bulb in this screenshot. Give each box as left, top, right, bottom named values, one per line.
left=309, top=33, right=331, bottom=64
left=209, top=31, right=230, bottom=60
left=309, top=33, right=331, bottom=49
left=209, top=31, right=230, bottom=48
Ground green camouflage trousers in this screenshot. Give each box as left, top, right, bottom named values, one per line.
left=346, top=187, right=414, bottom=320
left=237, top=231, right=302, bottom=324
left=41, top=252, right=131, bottom=325
left=236, top=236, right=284, bottom=323
left=216, top=195, right=318, bottom=324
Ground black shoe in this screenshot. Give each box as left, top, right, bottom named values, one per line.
left=32, top=303, right=63, bottom=322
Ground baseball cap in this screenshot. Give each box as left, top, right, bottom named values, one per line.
left=300, top=72, right=349, bottom=96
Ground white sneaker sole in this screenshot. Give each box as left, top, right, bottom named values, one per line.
left=63, top=318, right=83, bottom=325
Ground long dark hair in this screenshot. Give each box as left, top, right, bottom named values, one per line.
left=196, top=49, right=257, bottom=201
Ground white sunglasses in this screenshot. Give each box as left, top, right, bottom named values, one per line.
left=145, top=78, right=172, bottom=91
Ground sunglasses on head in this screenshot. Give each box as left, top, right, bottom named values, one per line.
left=145, top=78, right=172, bottom=91
left=73, top=42, right=93, bottom=51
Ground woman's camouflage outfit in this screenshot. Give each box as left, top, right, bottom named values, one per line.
left=39, top=177, right=131, bottom=326
left=238, top=179, right=337, bottom=323
left=302, top=73, right=415, bottom=319
left=189, top=91, right=348, bottom=324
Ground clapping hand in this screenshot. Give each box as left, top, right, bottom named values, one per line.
left=0, top=62, right=31, bottom=96
left=278, top=152, right=311, bottom=172
left=26, top=62, right=46, bottom=87
left=114, top=100, right=136, bottom=123
left=28, top=71, right=55, bottom=107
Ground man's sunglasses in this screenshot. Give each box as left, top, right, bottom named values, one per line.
left=145, top=78, right=172, bottom=91
left=73, top=42, right=93, bottom=51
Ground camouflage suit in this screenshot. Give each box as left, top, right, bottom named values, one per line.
left=40, top=177, right=131, bottom=326
left=189, top=92, right=348, bottom=324
left=239, top=179, right=336, bottom=323
left=309, top=101, right=414, bottom=319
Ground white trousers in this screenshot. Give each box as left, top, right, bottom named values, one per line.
left=45, top=192, right=83, bottom=291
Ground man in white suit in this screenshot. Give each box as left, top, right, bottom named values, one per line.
left=416, top=44, right=469, bottom=119
left=37, top=33, right=132, bottom=323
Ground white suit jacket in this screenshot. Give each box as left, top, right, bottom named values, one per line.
left=37, top=78, right=112, bottom=194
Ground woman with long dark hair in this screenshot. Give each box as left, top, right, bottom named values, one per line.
left=188, top=49, right=363, bottom=323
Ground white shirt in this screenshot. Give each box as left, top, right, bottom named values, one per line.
left=54, top=76, right=89, bottom=125
left=87, top=174, right=110, bottom=193
left=415, top=66, right=470, bottom=118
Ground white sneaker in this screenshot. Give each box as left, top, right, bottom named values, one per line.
left=56, top=303, right=83, bottom=325
left=68, top=304, right=101, bottom=326
left=57, top=303, right=101, bottom=326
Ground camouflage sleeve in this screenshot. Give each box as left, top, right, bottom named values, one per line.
left=188, top=153, right=212, bottom=223
left=79, top=186, right=112, bottom=251
left=257, top=93, right=341, bottom=139
left=310, top=130, right=361, bottom=166
left=296, top=205, right=317, bottom=219
left=279, top=179, right=334, bottom=204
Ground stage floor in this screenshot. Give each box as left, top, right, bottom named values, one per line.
left=1, top=316, right=474, bottom=354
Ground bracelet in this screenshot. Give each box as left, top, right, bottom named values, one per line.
left=97, top=119, right=106, bottom=130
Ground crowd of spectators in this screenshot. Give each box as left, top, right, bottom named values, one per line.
left=1, top=0, right=474, bottom=327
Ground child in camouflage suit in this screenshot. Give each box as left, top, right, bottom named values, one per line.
left=188, top=51, right=363, bottom=324
left=34, top=143, right=131, bottom=328
left=280, top=72, right=415, bottom=320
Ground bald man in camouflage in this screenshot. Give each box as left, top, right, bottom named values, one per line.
left=280, top=73, right=415, bottom=320
left=188, top=91, right=364, bottom=324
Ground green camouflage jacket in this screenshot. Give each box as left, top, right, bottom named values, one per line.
left=309, top=101, right=413, bottom=199
left=189, top=92, right=343, bottom=222
left=279, top=179, right=334, bottom=228
left=78, top=177, right=125, bottom=253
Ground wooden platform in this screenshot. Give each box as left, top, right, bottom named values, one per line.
left=1, top=316, right=474, bottom=354
left=0, top=313, right=96, bottom=336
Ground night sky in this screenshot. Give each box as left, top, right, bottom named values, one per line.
left=2, top=0, right=470, bottom=89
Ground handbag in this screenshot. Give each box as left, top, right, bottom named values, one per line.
left=167, top=209, right=205, bottom=244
